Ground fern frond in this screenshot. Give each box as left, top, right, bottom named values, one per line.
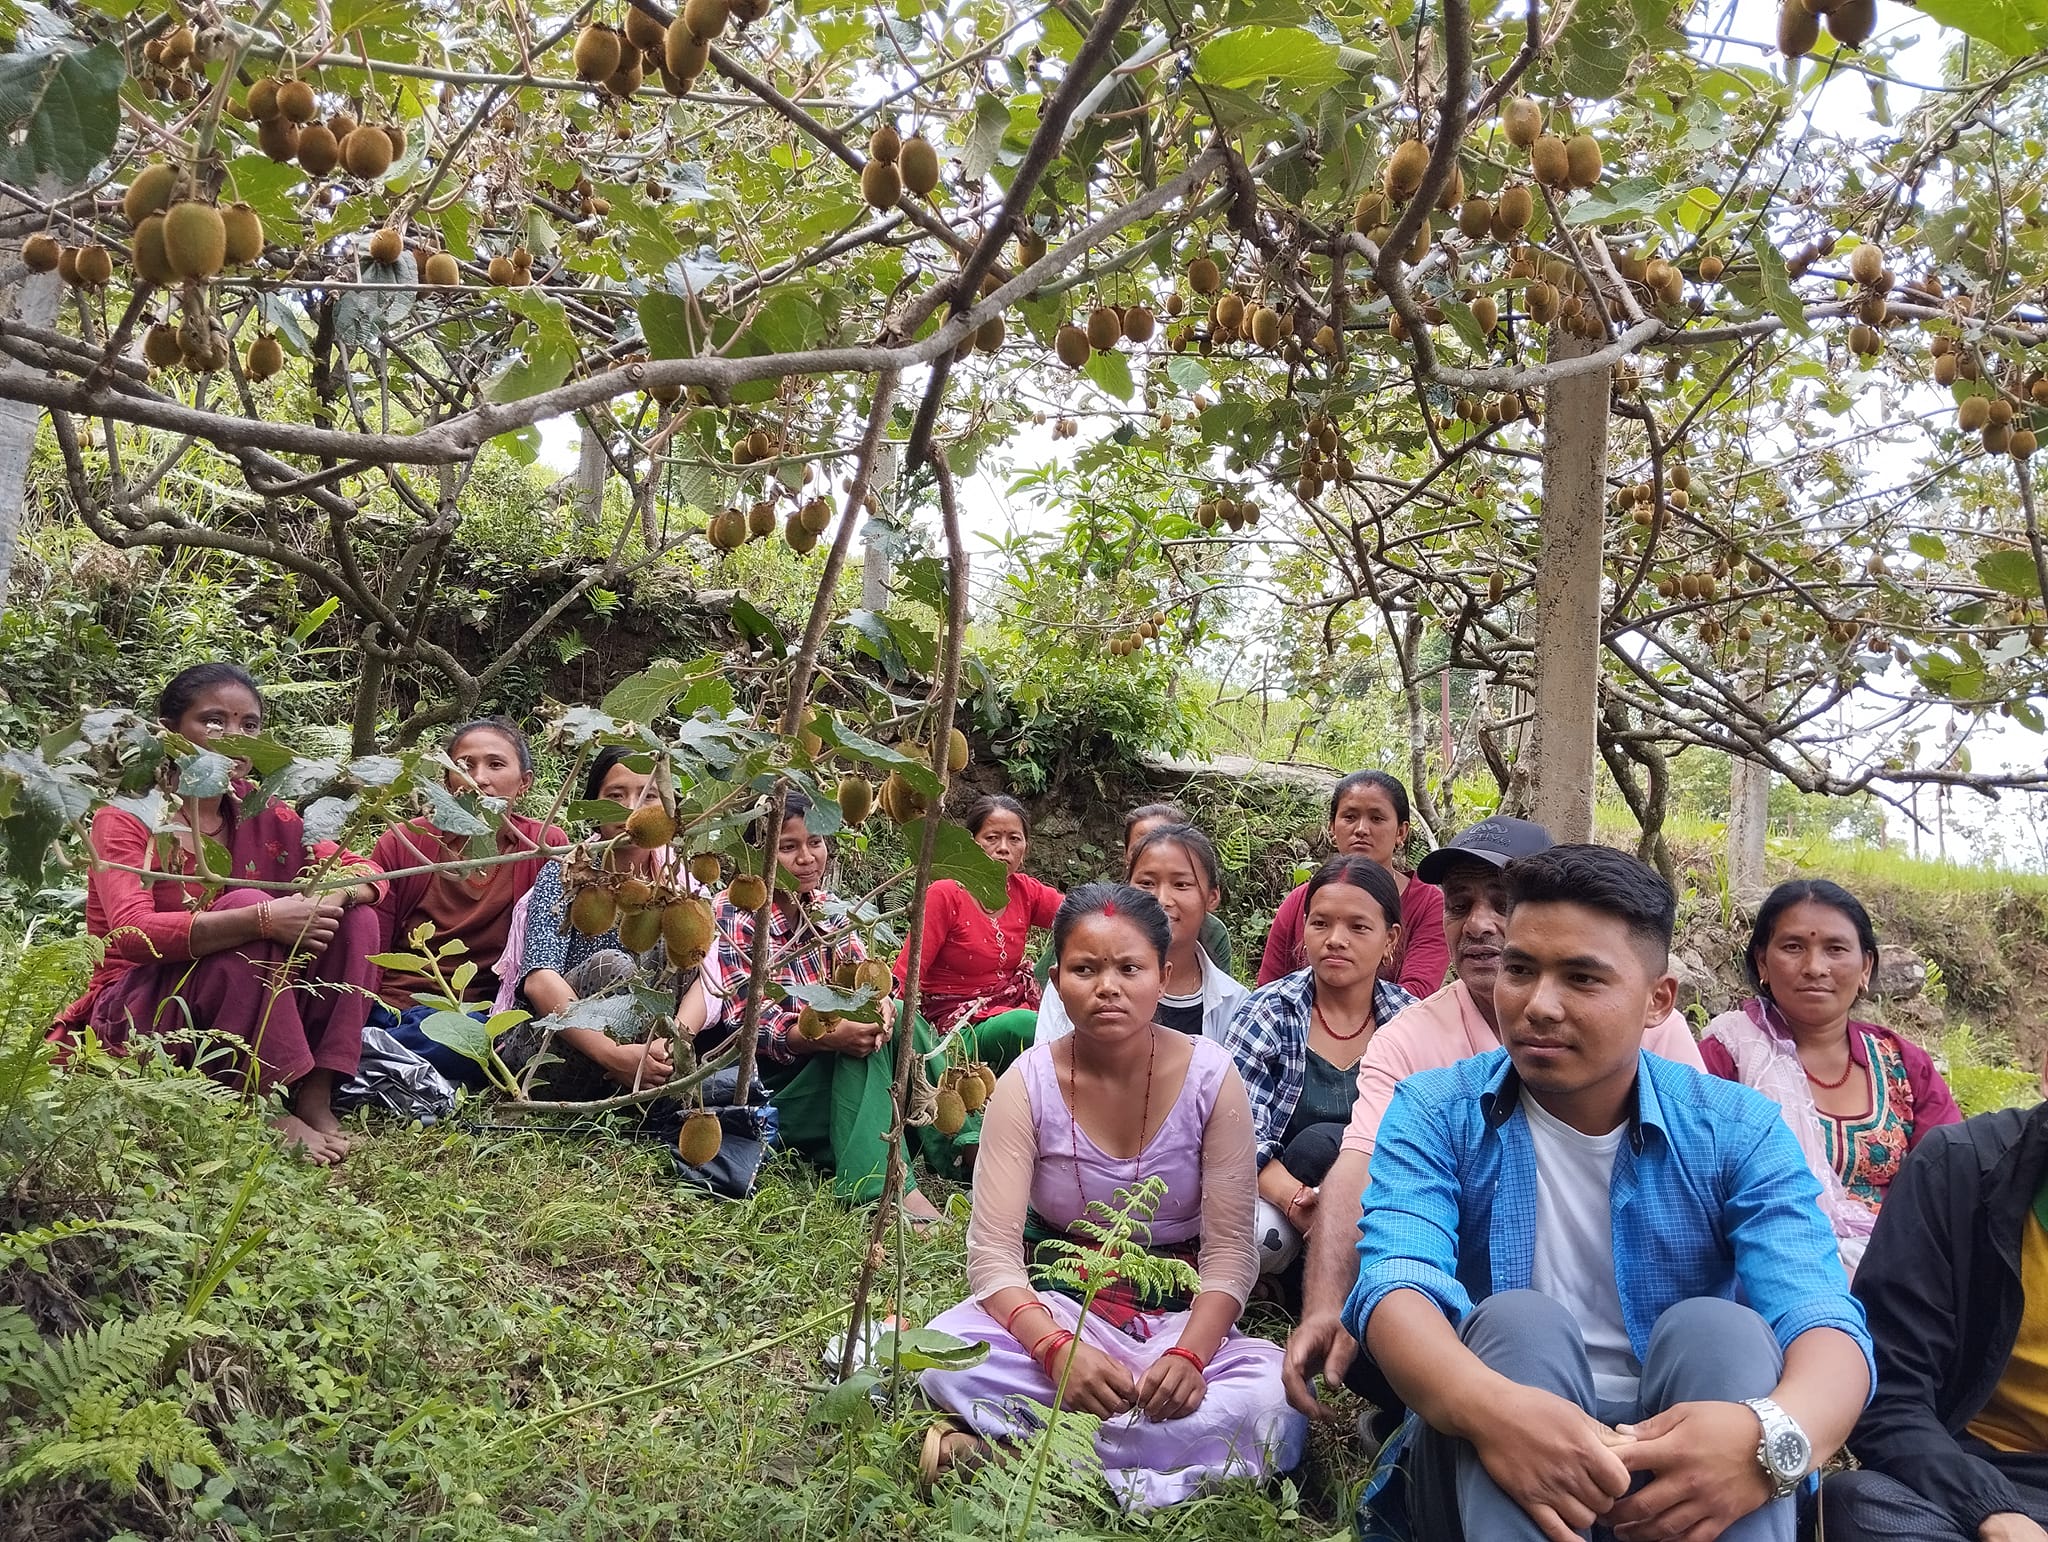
left=2, top=1396, right=224, bottom=1494
left=0, top=1216, right=176, bottom=1272
left=0, top=937, right=96, bottom=1125
left=4, top=1311, right=202, bottom=1416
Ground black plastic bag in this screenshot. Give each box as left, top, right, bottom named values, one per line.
left=644, top=1067, right=777, bottom=1201
left=332, top=1023, right=458, bottom=1125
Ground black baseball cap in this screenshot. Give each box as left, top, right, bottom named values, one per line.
left=1416, top=816, right=1553, bottom=884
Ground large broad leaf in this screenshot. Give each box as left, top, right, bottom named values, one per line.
left=0, top=45, right=123, bottom=188
left=1750, top=239, right=1808, bottom=337
left=0, top=749, right=93, bottom=883
left=808, top=1371, right=883, bottom=1430
left=638, top=292, right=707, bottom=359
left=173, top=749, right=236, bottom=801
left=335, top=250, right=418, bottom=352
left=901, top=818, right=1009, bottom=912
left=1976, top=548, right=2043, bottom=600
left=1194, top=27, right=1344, bottom=91
left=418, top=780, right=492, bottom=839
left=816, top=722, right=943, bottom=799
left=1918, top=0, right=2048, bottom=57
left=416, top=1009, right=493, bottom=1068
left=485, top=292, right=577, bottom=404
left=601, top=658, right=724, bottom=724
left=1082, top=347, right=1133, bottom=402
left=957, top=94, right=1012, bottom=185
left=870, top=1326, right=990, bottom=1373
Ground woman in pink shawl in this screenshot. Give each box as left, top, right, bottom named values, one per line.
left=1702, top=878, right=1960, bottom=1276
left=54, top=664, right=384, bottom=1165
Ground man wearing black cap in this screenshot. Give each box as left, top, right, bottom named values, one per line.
left=1283, top=817, right=1707, bottom=1422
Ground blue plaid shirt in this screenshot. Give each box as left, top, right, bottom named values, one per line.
left=1342, top=1046, right=1874, bottom=1387
left=1221, top=967, right=1417, bottom=1165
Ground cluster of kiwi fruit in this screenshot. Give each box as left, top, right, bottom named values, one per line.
left=1610, top=463, right=1694, bottom=528
left=931, top=1059, right=997, bottom=1136
left=796, top=956, right=896, bottom=1044
left=573, top=0, right=772, bottom=101
left=1193, top=490, right=1260, bottom=530
left=563, top=801, right=721, bottom=969
left=1053, top=295, right=1162, bottom=369
left=1043, top=415, right=1082, bottom=439
left=704, top=492, right=834, bottom=553
left=861, top=123, right=943, bottom=209
left=238, top=75, right=406, bottom=182
left=1104, top=613, right=1166, bottom=658
left=1777, top=0, right=1877, bottom=56
left=483, top=246, right=539, bottom=287
left=1291, top=413, right=1356, bottom=500
left=358, top=223, right=459, bottom=293
left=136, top=18, right=218, bottom=102
left=1451, top=391, right=1542, bottom=429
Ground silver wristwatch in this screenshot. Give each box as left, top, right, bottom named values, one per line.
left=1741, top=1397, right=1811, bottom=1499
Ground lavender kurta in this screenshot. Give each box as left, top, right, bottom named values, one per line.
left=921, top=1037, right=1306, bottom=1507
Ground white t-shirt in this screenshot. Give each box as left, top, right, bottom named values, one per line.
left=1522, top=1093, right=1641, bottom=1405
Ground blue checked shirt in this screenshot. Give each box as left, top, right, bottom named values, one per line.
left=1221, top=967, right=1417, bottom=1165
left=1341, top=1047, right=1874, bottom=1390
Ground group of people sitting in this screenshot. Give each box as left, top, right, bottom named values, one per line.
left=51, top=662, right=2048, bottom=1540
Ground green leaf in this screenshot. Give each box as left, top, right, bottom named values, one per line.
left=1165, top=356, right=1209, bottom=395
left=1553, top=0, right=1638, bottom=98
left=564, top=799, right=633, bottom=826
left=870, top=1326, right=990, bottom=1373
left=1082, top=347, right=1133, bottom=402
left=419, top=781, right=492, bottom=839
left=902, top=818, right=1009, bottom=911
left=808, top=1371, right=883, bottom=1429
left=1908, top=532, right=1948, bottom=562
left=290, top=596, right=341, bottom=644
left=638, top=292, right=706, bottom=359
left=0, top=45, right=123, bottom=188
left=1976, top=548, right=2042, bottom=600
left=602, top=658, right=722, bottom=724
left=958, top=94, right=1011, bottom=185
left=417, top=1009, right=492, bottom=1066
left=367, top=952, right=431, bottom=972
left=486, top=293, right=576, bottom=404
left=1917, top=0, right=2048, bottom=57
left=1750, top=238, right=1808, bottom=337
left=208, top=734, right=295, bottom=777
left=727, top=596, right=787, bottom=657
left=815, top=722, right=942, bottom=798
left=1194, top=27, right=1344, bottom=91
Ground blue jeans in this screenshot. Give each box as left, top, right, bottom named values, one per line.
left=370, top=1002, right=492, bottom=1091
left=1407, top=1290, right=1793, bottom=1542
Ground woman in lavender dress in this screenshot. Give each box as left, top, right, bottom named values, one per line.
left=919, top=883, right=1306, bottom=1508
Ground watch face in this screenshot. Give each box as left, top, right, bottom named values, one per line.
left=1768, top=1426, right=1810, bottom=1477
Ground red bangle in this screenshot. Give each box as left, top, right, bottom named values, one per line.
left=1162, top=1345, right=1207, bottom=1375
left=1029, top=1329, right=1073, bottom=1370
left=1004, top=1299, right=1052, bottom=1340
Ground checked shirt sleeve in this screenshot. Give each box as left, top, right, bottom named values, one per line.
left=1342, top=1078, right=1475, bottom=1345
left=1219, top=979, right=1307, bottom=1165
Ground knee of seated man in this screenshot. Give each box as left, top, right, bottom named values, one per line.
left=1460, top=1288, right=1582, bottom=1346
left=1644, top=1296, right=1779, bottom=1393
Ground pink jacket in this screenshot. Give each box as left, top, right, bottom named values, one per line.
left=1339, top=978, right=1706, bottom=1161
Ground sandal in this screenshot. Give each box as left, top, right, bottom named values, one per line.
left=918, top=1416, right=986, bottom=1488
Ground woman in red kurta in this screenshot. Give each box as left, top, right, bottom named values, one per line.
left=1255, top=770, right=1448, bottom=997
left=54, top=663, right=384, bottom=1165
left=370, top=717, right=569, bottom=1088
left=895, top=794, right=1060, bottom=1063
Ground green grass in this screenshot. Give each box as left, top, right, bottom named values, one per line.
left=1, top=1039, right=1364, bottom=1541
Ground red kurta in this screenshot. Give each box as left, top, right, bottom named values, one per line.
left=371, top=813, right=568, bottom=1006
left=1255, top=874, right=1448, bottom=997
left=895, top=873, right=1062, bottom=1033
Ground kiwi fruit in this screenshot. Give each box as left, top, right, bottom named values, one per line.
left=1565, top=133, right=1602, bottom=189
left=2014, top=428, right=2039, bottom=460
left=975, top=314, right=1006, bottom=352
left=366, top=225, right=404, bottom=266
left=1472, top=294, right=1498, bottom=332
left=837, top=774, right=873, bottom=826
left=1849, top=243, right=1884, bottom=287
left=486, top=254, right=516, bottom=286
left=1384, top=139, right=1429, bottom=201
left=607, top=55, right=644, bottom=97
left=879, top=769, right=928, bottom=823
left=618, top=905, right=663, bottom=954
left=248, top=77, right=282, bottom=120
left=1213, top=292, right=1246, bottom=333
left=678, top=1110, right=723, bottom=1165
left=665, top=26, right=709, bottom=84
left=617, top=874, right=658, bottom=911
left=861, top=159, right=901, bottom=209
left=1957, top=395, right=1991, bottom=432
left=1187, top=256, right=1221, bottom=295
left=933, top=1088, right=967, bottom=1137
left=1527, top=280, right=1560, bottom=324
left=1531, top=134, right=1571, bottom=189
left=797, top=1004, right=830, bottom=1040
left=683, top=0, right=730, bottom=39
left=732, top=0, right=770, bottom=20
left=328, top=110, right=360, bottom=141
left=1457, top=197, right=1493, bottom=240
left=625, top=5, right=668, bottom=49
left=1777, top=0, right=1820, bottom=55
left=423, top=251, right=461, bottom=287
left=1496, top=183, right=1534, bottom=234
left=122, top=164, right=180, bottom=228
left=161, top=202, right=227, bottom=281
left=740, top=500, right=771, bottom=539
left=1250, top=305, right=1283, bottom=348
left=1086, top=306, right=1121, bottom=351
left=708, top=507, right=747, bottom=549
left=257, top=118, right=300, bottom=162
left=661, top=896, right=715, bottom=966
left=1698, top=254, right=1725, bottom=282
left=784, top=513, right=819, bottom=554
left=277, top=79, right=317, bottom=123
left=1985, top=423, right=2012, bottom=455
left=868, top=124, right=900, bottom=163
left=570, top=885, right=619, bottom=937
left=68, top=244, right=109, bottom=288
left=728, top=872, right=769, bottom=911
left=899, top=135, right=940, bottom=196
left=1503, top=96, right=1542, bottom=147
left=246, top=334, right=284, bottom=381
left=163, top=23, right=196, bottom=62
left=946, top=726, right=970, bottom=774
left=220, top=203, right=264, bottom=267
left=296, top=124, right=340, bottom=176
left=1120, top=305, right=1156, bottom=344
left=131, top=215, right=173, bottom=285
left=1826, top=0, right=1876, bottom=45
left=680, top=855, right=720, bottom=890
left=21, top=233, right=57, bottom=273
left=1055, top=323, right=1090, bottom=368
left=142, top=322, right=182, bottom=370
left=1934, top=353, right=1960, bottom=387
left=626, top=801, right=677, bottom=849
left=343, top=126, right=394, bottom=179
left=574, top=23, right=623, bottom=81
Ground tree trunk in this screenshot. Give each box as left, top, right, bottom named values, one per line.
left=860, top=440, right=899, bottom=610
left=1525, top=336, right=1609, bottom=842
left=0, top=222, right=65, bottom=621
left=1727, top=755, right=1771, bottom=900
left=574, top=415, right=606, bottom=527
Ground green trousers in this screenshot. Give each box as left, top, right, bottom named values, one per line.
left=944, top=1007, right=1038, bottom=1073
left=764, top=1013, right=973, bottom=1203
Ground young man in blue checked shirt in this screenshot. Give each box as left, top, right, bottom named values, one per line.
left=1345, top=844, right=1873, bottom=1542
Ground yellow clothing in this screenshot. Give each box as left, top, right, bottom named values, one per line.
left=1968, top=1210, right=2048, bottom=1453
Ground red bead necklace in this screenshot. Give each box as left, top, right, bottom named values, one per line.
left=1313, top=995, right=1374, bottom=1043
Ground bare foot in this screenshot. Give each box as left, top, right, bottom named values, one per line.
left=273, top=1112, right=347, bottom=1166
left=292, top=1071, right=351, bottom=1157
left=902, top=1188, right=945, bottom=1232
